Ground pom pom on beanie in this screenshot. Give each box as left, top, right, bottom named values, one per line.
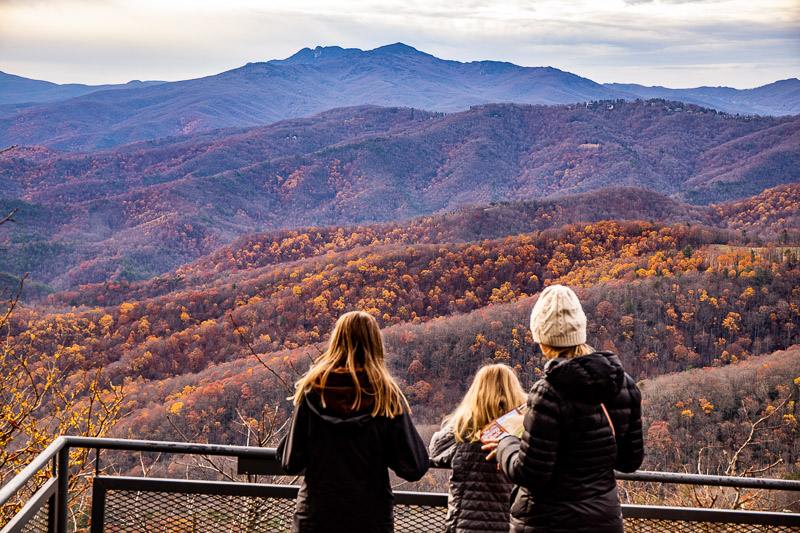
left=529, top=285, right=586, bottom=347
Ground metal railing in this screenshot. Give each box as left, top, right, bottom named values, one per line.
left=1, top=437, right=799, bottom=532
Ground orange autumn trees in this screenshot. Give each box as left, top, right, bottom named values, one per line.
left=1, top=206, right=125, bottom=525
left=1, top=182, right=798, bottom=495
left=16, top=209, right=799, bottom=391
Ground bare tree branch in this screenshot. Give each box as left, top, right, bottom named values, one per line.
left=166, top=414, right=237, bottom=482
left=726, top=394, right=793, bottom=477
left=229, top=313, right=292, bottom=394
left=0, top=208, right=18, bottom=228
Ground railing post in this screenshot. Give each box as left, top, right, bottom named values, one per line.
left=47, top=492, right=56, bottom=533
left=48, top=456, right=57, bottom=533
left=89, top=478, right=105, bottom=533
left=56, top=446, right=69, bottom=533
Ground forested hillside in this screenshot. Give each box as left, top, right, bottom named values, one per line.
left=605, top=78, right=800, bottom=118
left=2, top=102, right=798, bottom=291
left=2, top=184, right=798, bottom=482
left=642, top=345, right=800, bottom=477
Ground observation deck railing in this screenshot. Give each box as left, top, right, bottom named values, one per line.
left=1, top=436, right=799, bottom=532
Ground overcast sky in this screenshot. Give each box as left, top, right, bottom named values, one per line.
left=0, top=0, right=798, bottom=89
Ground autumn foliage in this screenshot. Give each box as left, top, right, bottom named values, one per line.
left=1, top=183, right=799, bottom=502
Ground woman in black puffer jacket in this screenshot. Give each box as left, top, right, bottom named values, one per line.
left=485, top=285, right=644, bottom=533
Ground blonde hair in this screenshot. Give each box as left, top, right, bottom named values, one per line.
left=539, top=343, right=594, bottom=360
left=292, top=311, right=410, bottom=418
left=449, top=364, right=527, bottom=443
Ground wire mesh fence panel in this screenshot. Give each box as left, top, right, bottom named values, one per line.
left=624, top=519, right=800, bottom=533
left=1, top=477, right=53, bottom=532
left=11, top=501, right=50, bottom=533
left=0, top=477, right=57, bottom=533
left=393, top=503, right=446, bottom=532
left=101, top=491, right=450, bottom=533
left=103, top=489, right=295, bottom=532
left=99, top=490, right=800, bottom=533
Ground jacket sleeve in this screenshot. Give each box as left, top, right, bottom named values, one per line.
left=428, top=424, right=457, bottom=468
left=496, top=381, right=561, bottom=490
left=276, top=400, right=309, bottom=475
left=612, top=374, right=644, bottom=473
left=387, top=413, right=430, bottom=481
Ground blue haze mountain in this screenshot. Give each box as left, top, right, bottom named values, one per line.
left=0, top=70, right=164, bottom=105
left=1, top=44, right=797, bottom=151
left=605, top=78, right=800, bottom=118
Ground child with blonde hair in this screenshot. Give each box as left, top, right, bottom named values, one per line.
left=429, top=363, right=527, bottom=533
left=278, top=311, right=429, bottom=533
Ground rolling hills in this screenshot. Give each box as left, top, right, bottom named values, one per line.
left=1, top=102, right=798, bottom=290
left=3, top=184, right=797, bottom=481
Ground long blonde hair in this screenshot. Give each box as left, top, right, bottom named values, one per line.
left=292, top=311, right=410, bottom=418
left=449, top=364, right=527, bottom=443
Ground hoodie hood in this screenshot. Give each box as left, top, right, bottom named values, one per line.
left=543, top=351, right=624, bottom=404
left=305, top=368, right=376, bottom=426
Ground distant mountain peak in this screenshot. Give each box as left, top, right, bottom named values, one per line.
left=371, top=42, right=437, bottom=60
left=274, top=45, right=360, bottom=65
left=271, top=42, right=435, bottom=67
left=374, top=42, right=421, bottom=54
left=771, top=78, right=800, bottom=87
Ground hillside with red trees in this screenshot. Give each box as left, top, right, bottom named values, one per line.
left=1, top=102, right=798, bottom=290
left=43, top=184, right=798, bottom=308
left=1, top=181, right=798, bottom=484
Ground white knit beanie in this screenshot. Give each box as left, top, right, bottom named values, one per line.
left=529, top=285, right=587, bottom=347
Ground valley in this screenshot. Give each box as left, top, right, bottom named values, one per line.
left=1, top=43, right=798, bottom=499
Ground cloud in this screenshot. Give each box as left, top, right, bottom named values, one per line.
left=622, top=0, right=726, bottom=4
left=0, top=0, right=796, bottom=87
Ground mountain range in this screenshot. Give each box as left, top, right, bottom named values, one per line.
left=0, top=70, right=163, bottom=106
left=1, top=43, right=799, bottom=292
left=1, top=101, right=798, bottom=291
left=1, top=43, right=797, bottom=151
left=1, top=43, right=799, bottom=487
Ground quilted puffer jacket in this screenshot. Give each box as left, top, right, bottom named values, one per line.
left=429, top=425, right=514, bottom=532
left=496, top=351, right=644, bottom=533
